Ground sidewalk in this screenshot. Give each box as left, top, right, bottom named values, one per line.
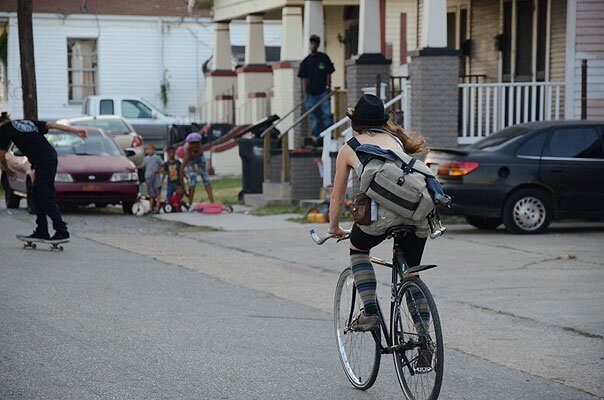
left=153, top=205, right=304, bottom=231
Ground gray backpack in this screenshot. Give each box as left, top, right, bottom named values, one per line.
left=348, top=136, right=436, bottom=222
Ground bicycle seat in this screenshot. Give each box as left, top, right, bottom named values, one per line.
left=385, top=225, right=416, bottom=238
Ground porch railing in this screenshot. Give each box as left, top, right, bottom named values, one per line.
left=320, top=81, right=410, bottom=187
left=458, top=81, right=565, bottom=144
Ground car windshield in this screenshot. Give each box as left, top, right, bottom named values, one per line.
left=470, top=126, right=532, bottom=151
left=47, top=132, right=122, bottom=157
left=68, top=119, right=131, bottom=135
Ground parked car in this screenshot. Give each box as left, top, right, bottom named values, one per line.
left=56, top=115, right=144, bottom=165
left=425, top=121, right=604, bottom=234
left=2, top=127, right=139, bottom=214
left=82, top=95, right=194, bottom=150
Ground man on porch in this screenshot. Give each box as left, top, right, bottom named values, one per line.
left=298, top=35, right=335, bottom=140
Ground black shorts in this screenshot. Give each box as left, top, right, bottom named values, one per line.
left=350, top=224, right=427, bottom=267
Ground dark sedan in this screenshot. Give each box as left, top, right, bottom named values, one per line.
left=425, top=121, right=604, bottom=234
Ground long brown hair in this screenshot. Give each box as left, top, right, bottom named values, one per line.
left=352, top=120, right=428, bottom=154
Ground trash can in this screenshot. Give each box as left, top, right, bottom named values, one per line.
left=237, top=137, right=266, bottom=195
left=236, top=115, right=281, bottom=199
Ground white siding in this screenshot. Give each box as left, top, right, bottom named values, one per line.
left=385, top=0, right=417, bottom=74
left=4, top=14, right=281, bottom=121
left=572, top=0, right=604, bottom=119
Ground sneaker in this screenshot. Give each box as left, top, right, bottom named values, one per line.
left=350, top=313, right=380, bottom=332
left=23, top=231, right=50, bottom=241
left=415, top=347, right=433, bottom=374
left=50, top=231, right=70, bottom=241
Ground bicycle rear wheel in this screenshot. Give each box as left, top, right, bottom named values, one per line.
left=334, top=268, right=381, bottom=390
left=391, top=277, right=443, bottom=400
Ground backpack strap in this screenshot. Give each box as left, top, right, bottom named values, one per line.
left=402, top=157, right=417, bottom=174
left=347, top=137, right=361, bottom=151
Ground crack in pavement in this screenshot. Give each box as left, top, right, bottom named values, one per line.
left=455, top=301, right=603, bottom=339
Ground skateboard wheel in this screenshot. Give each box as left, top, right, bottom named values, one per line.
left=49, top=245, right=53, bottom=251
left=58, top=246, right=64, bottom=251
left=31, top=243, right=36, bottom=249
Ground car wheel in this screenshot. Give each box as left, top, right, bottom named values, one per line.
left=2, top=173, right=22, bottom=209
left=465, top=216, right=501, bottom=230
left=503, top=188, right=553, bottom=234
left=122, top=201, right=134, bottom=215
left=26, top=180, right=36, bottom=215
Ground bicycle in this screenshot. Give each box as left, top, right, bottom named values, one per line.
left=310, top=225, right=444, bottom=400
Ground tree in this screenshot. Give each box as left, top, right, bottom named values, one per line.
left=17, top=0, right=37, bottom=119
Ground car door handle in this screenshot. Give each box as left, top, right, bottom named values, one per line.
left=550, top=167, right=563, bottom=173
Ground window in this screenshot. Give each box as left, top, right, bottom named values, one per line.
left=100, top=100, right=114, bottom=115
left=545, top=128, right=604, bottom=159
left=121, top=100, right=152, bottom=119
left=471, top=126, right=531, bottom=150
left=446, top=12, right=456, bottom=49
left=517, top=132, right=547, bottom=157
left=67, top=39, right=97, bottom=102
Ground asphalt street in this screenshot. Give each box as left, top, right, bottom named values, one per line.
left=1, top=206, right=603, bottom=399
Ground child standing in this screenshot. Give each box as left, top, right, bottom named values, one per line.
left=139, top=144, right=163, bottom=214
left=163, top=146, right=182, bottom=201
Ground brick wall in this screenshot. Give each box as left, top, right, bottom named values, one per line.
left=268, top=152, right=323, bottom=200
left=344, top=60, right=391, bottom=107
left=409, top=53, right=460, bottom=148
left=290, top=155, right=323, bottom=200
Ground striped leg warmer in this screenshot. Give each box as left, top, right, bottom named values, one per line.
left=350, top=251, right=378, bottom=316
left=406, top=287, right=431, bottom=335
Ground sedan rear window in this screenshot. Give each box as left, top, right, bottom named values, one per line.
left=517, top=132, right=547, bottom=157
left=69, top=118, right=130, bottom=135
left=47, top=132, right=122, bottom=157
left=470, top=126, right=532, bottom=151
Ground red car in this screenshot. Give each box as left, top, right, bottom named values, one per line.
left=2, top=127, right=139, bottom=214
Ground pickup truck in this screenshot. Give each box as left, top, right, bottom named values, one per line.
left=82, top=96, right=194, bottom=150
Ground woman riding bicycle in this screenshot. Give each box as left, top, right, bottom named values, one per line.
left=328, top=94, right=430, bottom=333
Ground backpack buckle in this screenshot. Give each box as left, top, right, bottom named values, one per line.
left=397, top=176, right=406, bottom=186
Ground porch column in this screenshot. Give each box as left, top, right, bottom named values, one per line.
left=358, top=0, right=381, bottom=55
left=421, top=0, right=447, bottom=48
left=245, top=14, right=266, bottom=65
left=237, top=14, right=273, bottom=125
left=204, top=22, right=236, bottom=124
left=407, top=0, right=459, bottom=147
left=345, top=0, right=391, bottom=106
left=273, top=6, right=305, bottom=149
left=303, top=0, right=325, bottom=53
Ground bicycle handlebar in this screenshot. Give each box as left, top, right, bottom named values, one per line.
left=309, top=229, right=351, bottom=245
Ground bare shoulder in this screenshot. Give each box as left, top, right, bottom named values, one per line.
left=336, top=142, right=357, bottom=168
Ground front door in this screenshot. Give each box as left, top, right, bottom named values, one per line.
left=540, top=125, right=604, bottom=217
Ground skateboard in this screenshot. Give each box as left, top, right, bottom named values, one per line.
left=16, top=235, right=70, bottom=251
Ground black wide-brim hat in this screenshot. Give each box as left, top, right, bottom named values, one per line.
left=346, top=94, right=390, bottom=126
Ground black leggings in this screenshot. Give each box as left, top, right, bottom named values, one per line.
left=349, top=224, right=427, bottom=267
left=33, top=160, right=67, bottom=234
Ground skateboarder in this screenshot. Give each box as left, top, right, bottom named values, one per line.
left=0, top=113, right=87, bottom=241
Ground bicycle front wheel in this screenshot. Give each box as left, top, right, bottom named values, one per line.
left=334, top=268, right=381, bottom=390
left=391, top=277, right=443, bottom=400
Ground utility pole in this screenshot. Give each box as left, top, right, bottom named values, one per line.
left=17, top=0, right=37, bottom=119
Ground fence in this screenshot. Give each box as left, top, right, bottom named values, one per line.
left=458, top=81, right=565, bottom=144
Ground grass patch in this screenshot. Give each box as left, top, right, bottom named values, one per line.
left=171, top=221, right=223, bottom=233
left=190, top=176, right=241, bottom=205
left=250, top=203, right=305, bottom=216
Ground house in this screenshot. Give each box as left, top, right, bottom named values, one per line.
left=0, top=0, right=282, bottom=123
left=189, top=0, right=603, bottom=202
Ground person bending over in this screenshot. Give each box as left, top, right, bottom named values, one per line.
left=0, top=113, right=87, bottom=241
